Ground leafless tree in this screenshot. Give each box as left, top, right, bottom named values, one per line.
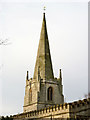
left=0, top=38, right=11, bottom=70
left=0, top=39, right=10, bottom=45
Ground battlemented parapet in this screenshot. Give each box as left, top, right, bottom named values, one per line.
left=13, top=98, right=90, bottom=119
left=69, top=98, right=90, bottom=118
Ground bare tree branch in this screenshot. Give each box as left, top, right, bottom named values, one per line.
left=0, top=39, right=11, bottom=45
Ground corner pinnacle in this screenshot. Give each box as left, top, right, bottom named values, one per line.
left=60, top=69, right=62, bottom=79
left=26, top=71, right=29, bottom=80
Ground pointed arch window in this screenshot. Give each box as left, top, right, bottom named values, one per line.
left=47, top=87, right=53, bottom=101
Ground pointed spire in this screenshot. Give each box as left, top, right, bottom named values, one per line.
left=26, top=71, right=29, bottom=80
left=33, top=13, right=54, bottom=80
left=60, top=69, right=62, bottom=79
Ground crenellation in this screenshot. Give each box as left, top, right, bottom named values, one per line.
left=34, top=110, right=36, bottom=115
left=35, top=111, right=37, bottom=116
left=78, top=100, right=82, bottom=103
left=25, top=112, right=28, bottom=117
left=41, top=108, right=44, bottom=114
left=82, top=101, right=85, bottom=106
left=60, top=104, right=64, bottom=109
left=37, top=110, right=39, bottom=115
left=64, top=103, right=68, bottom=109
left=46, top=107, right=49, bottom=113
left=83, top=99, right=87, bottom=102
left=72, top=104, right=75, bottom=108
left=43, top=108, right=46, bottom=113
left=49, top=107, right=51, bottom=112
left=57, top=104, right=60, bottom=110
left=86, top=100, right=89, bottom=105
left=29, top=112, right=32, bottom=117
left=33, top=111, right=35, bottom=116
left=49, top=106, right=52, bottom=112
left=39, top=109, right=42, bottom=114
left=30, top=112, right=32, bottom=117
left=77, top=103, right=80, bottom=107
left=53, top=105, right=56, bottom=111
left=32, top=111, right=34, bottom=116
left=51, top=106, right=53, bottom=112
left=38, top=108, right=41, bottom=112
left=27, top=113, right=29, bottom=117
left=56, top=105, right=58, bottom=111
left=13, top=98, right=90, bottom=119
left=56, top=104, right=58, bottom=110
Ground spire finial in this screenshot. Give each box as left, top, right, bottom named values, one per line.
left=43, top=6, right=46, bottom=13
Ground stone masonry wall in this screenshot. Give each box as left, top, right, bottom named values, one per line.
left=13, top=98, right=90, bottom=120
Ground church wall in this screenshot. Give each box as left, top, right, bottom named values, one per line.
left=24, top=83, right=30, bottom=106
left=13, top=103, right=70, bottom=119
left=31, top=83, right=38, bottom=103
left=13, top=98, right=90, bottom=120
left=23, top=103, right=38, bottom=112
left=23, top=81, right=39, bottom=112
left=69, top=100, right=90, bottom=118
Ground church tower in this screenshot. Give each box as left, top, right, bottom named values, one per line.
left=23, top=13, right=64, bottom=112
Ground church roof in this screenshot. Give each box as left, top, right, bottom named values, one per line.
left=33, top=13, right=54, bottom=80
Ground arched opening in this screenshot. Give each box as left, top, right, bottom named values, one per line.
left=47, top=87, right=53, bottom=101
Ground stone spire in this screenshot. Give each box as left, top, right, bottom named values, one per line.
left=33, top=13, right=54, bottom=80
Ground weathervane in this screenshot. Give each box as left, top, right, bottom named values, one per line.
left=43, top=6, right=46, bottom=12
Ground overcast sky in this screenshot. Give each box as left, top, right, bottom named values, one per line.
left=0, top=0, right=88, bottom=116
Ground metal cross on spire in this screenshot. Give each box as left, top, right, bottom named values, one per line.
left=43, top=6, right=46, bottom=12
